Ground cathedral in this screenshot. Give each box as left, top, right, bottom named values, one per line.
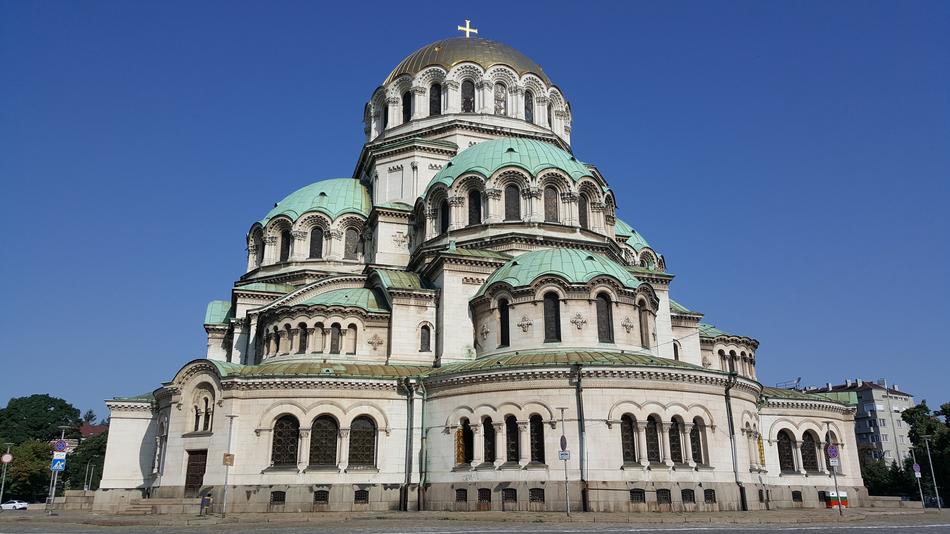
left=97, top=27, right=866, bottom=514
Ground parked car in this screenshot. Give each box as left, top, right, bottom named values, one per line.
left=0, top=500, right=28, bottom=510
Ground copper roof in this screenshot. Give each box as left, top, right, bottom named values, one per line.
left=384, top=37, right=551, bottom=86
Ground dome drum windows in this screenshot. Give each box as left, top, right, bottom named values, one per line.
left=461, top=80, right=476, bottom=113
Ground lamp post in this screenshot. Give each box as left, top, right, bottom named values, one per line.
left=222, top=415, right=238, bottom=517
left=922, top=435, right=941, bottom=510
left=0, top=442, right=13, bottom=511
left=557, top=407, right=570, bottom=517
left=83, top=455, right=99, bottom=491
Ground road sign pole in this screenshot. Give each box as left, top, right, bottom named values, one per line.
left=558, top=407, right=570, bottom=517
left=0, top=443, right=12, bottom=511
left=923, top=436, right=941, bottom=510
left=46, top=428, right=69, bottom=515
left=825, top=422, right=842, bottom=516
left=912, top=449, right=925, bottom=507
left=222, top=415, right=237, bottom=517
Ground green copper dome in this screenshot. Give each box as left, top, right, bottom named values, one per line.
left=259, top=178, right=370, bottom=226
left=475, top=248, right=641, bottom=297
left=427, top=138, right=594, bottom=193
left=299, top=287, right=390, bottom=313
left=615, top=218, right=652, bottom=251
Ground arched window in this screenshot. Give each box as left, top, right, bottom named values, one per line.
left=401, top=91, right=411, bottom=124
left=483, top=416, right=496, bottom=463
left=657, top=489, right=671, bottom=504
left=493, top=83, right=507, bottom=115
left=309, top=415, right=338, bottom=466
left=193, top=406, right=200, bottom=432
left=271, top=415, right=299, bottom=467
left=529, top=414, right=545, bottom=463
left=682, top=489, right=695, bottom=504
left=638, top=303, right=651, bottom=349
left=505, top=415, right=519, bottom=462
left=313, top=322, right=325, bottom=353
left=504, top=184, right=520, bottom=221
left=296, top=323, right=308, bottom=354
left=348, top=416, right=376, bottom=466
left=382, top=102, right=388, bottom=130
left=420, top=325, right=431, bottom=352
left=498, top=299, right=510, bottom=347
left=439, top=199, right=450, bottom=233
left=690, top=418, right=704, bottom=464
left=595, top=293, right=614, bottom=343
left=578, top=195, right=589, bottom=229
left=455, top=488, right=468, bottom=503
left=620, top=414, right=637, bottom=464
left=429, top=83, right=442, bottom=116
left=728, top=351, right=737, bottom=374
left=543, top=186, right=559, bottom=222
left=704, top=489, right=717, bottom=504
left=252, top=231, right=264, bottom=267
left=547, top=102, right=553, bottom=127
left=461, top=80, right=475, bottom=113
left=543, top=292, right=561, bottom=342
left=309, top=228, right=323, bottom=259
left=777, top=430, right=795, bottom=472
left=467, top=190, right=482, bottom=226
left=329, top=323, right=341, bottom=354
left=524, top=90, right=534, bottom=123
left=202, top=398, right=212, bottom=431
left=279, top=230, right=292, bottom=262
left=801, top=432, right=819, bottom=471
left=344, top=227, right=360, bottom=260
left=456, top=418, right=474, bottom=465
left=645, top=415, right=661, bottom=463
left=346, top=324, right=357, bottom=354
left=629, top=488, right=645, bottom=503
left=669, top=419, right=683, bottom=464
left=673, top=342, right=680, bottom=361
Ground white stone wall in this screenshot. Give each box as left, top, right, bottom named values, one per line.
left=100, top=401, right=157, bottom=490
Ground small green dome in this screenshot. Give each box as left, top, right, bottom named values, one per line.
left=615, top=218, right=652, bottom=252
left=259, top=178, right=370, bottom=227
left=475, top=248, right=640, bottom=297
left=299, top=287, right=390, bottom=313
left=427, top=138, right=594, bottom=194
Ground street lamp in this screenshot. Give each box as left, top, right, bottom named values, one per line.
left=921, top=435, right=941, bottom=510
left=0, top=442, right=13, bottom=512
left=222, top=415, right=238, bottom=517
left=84, top=455, right=99, bottom=491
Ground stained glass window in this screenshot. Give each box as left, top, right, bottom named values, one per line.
left=777, top=430, right=795, bottom=472
left=801, top=433, right=819, bottom=471
left=202, top=398, right=212, bottom=431
left=639, top=306, right=651, bottom=348
left=420, top=325, right=431, bottom=352
left=494, top=83, right=507, bottom=116
left=504, top=184, right=520, bottom=221
left=330, top=323, right=341, bottom=354
left=578, top=195, right=589, bottom=229
left=279, top=230, right=292, bottom=262
left=402, top=91, right=411, bottom=124
left=543, top=186, right=558, bottom=222
left=543, top=292, right=561, bottom=342
left=505, top=415, right=519, bottom=462
left=620, top=414, right=637, bottom=463
left=483, top=417, right=496, bottom=462
left=429, top=84, right=442, bottom=116
left=467, top=190, right=482, bottom=226
left=296, top=325, right=308, bottom=354
left=646, top=416, right=661, bottom=463
left=309, top=416, right=338, bottom=466
left=439, top=199, right=450, bottom=233
left=271, top=415, right=299, bottom=467
left=461, top=419, right=474, bottom=464
left=690, top=420, right=704, bottom=464
left=529, top=414, right=545, bottom=463
left=348, top=416, right=376, bottom=466
left=524, top=90, right=534, bottom=123
left=596, top=293, right=614, bottom=343
left=461, top=80, right=475, bottom=112
left=669, top=420, right=683, bottom=463
left=309, top=228, right=323, bottom=258
left=344, top=228, right=359, bottom=260
left=498, top=299, right=510, bottom=347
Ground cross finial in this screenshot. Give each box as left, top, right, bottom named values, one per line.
left=457, top=19, right=478, bottom=38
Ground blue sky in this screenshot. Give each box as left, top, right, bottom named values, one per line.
left=1, top=1, right=948, bottom=418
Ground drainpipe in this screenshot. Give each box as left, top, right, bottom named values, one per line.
left=724, top=371, right=748, bottom=511
left=416, top=378, right=429, bottom=511
left=401, top=377, right=415, bottom=512
left=571, top=363, right=589, bottom=511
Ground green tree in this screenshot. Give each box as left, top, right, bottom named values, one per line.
left=862, top=460, right=915, bottom=497
left=63, top=431, right=108, bottom=491
left=81, top=409, right=97, bottom=425
left=5, top=440, right=51, bottom=502
left=902, top=401, right=950, bottom=503
left=0, top=394, right=81, bottom=444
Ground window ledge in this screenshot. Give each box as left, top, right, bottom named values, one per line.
left=262, top=466, right=299, bottom=473
left=473, top=462, right=497, bottom=470
left=498, top=461, right=522, bottom=470
left=620, top=462, right=644, bottom=470
left=525, top=461, right=548, bottom=470
left=695, top=464, right=715, bottom=471
left=181, top=431, right=213, bottom=438
left=451, top=464, right=473, bottom=472
left=305, top=465, right=339, bottom=472
left=344, top=466, right=379, bottom=473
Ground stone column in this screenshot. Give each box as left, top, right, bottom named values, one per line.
left=636, top=422, right=650, bottom=467
left=493, top=422, right=506, bottom=468
left=444, top=80, right=460, bottom=113
left=518, top=421, right=530, bottom=467
left=561, top=192, right=577, bottom=226
left=793, top=441, right=806, bottom=475
left=512, top=86, right=524, bottom=120
left=745, top=432, right=757, bottom=470
left=477, top=80, right=492, bottom=113
left=448, top=196, right=465, bottom=231
left=338, top=428, right=350, bottom=472
left=411, top=86, right=426, bottom=120
left=485, top=189, right=502, bottom=223
left=306, top=328, right=317, bottom=353
left=277, top=330, right=289, bottom=355
left=298, top=428, right=311, bottom=470
left=525, top=188, right=543, bottom=223
left=263, top=235, right=278, bottom=265
left=683, top=423, right=695, bottom=467
left=660, top=423, right=673, bottom=467
left=471, top=424, right=483, bottom=467
left=817, top=442, right=829, bottom=474
left=290, top=230, right=307, bottom=261
left=386, top=96, right=400, bottom=130
left=246, top=243, right=258, bottom=272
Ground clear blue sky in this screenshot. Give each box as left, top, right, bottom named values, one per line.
left=2, top=1, right=948, bottom=419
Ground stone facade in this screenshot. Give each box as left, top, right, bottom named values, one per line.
left=96, top=32, right=866, bottom=514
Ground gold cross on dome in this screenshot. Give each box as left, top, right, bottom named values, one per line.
left=457, top=19, right=478, bottom=38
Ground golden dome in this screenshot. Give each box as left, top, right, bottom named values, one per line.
left=384, top=37, right=551, bottom=86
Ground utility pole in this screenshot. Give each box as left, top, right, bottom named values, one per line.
left=557, top=407, right=570, bottom=517
left=222, top=415, right=238, bottom=517
left=0, top=443, right=12, bottom=510
left=911, top=448, right=926, bottom=506
left=83, top=455, right=99, bottom=491
left=46, top=426, right=70, bottom=515
left=882, top=379, right=902, bottom=461
left=922, top=435, right=941, bottom=510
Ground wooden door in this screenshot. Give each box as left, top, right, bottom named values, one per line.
left=184, top=450, right=208, bottom=498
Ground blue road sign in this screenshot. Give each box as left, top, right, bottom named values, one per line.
left=53, top=440, right=67, bottom=453
left=50, top=458, right=66, bottom=472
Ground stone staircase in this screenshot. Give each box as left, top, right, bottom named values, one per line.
left=120, top=497, right=202, bottom=515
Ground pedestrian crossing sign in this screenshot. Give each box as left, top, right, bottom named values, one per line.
left=51, top=458, right=66, bottom=471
